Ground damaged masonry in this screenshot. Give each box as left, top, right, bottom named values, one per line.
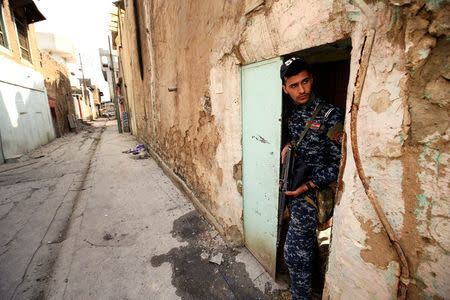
left=112, top=0, right=449, bottom=298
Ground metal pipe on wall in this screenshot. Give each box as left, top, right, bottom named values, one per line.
left=349, top=1, right=409, bottom=298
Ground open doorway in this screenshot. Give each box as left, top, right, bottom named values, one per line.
left=277, top=38, right=352, bottom=294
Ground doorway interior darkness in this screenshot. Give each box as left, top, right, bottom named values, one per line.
left=277, top=38, right=352, bottom=291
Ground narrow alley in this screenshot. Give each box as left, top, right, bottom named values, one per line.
left=0, top=121, right=288, bottom=299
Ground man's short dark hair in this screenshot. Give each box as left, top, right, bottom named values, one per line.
left=280, top=57, right=311, bottom=84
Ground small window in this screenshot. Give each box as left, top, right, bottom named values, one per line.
left=0, top=4, right=8, bottom=48
left=14, top=10, right=32, bottom=62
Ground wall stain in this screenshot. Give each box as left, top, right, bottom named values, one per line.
left=368, top=89, right=392, bottom=114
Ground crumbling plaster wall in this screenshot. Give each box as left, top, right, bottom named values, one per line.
left=325, top=1, right=449, bottom=299
left=397, top=2, right=449, bottom=299
left=120, top=0, right=448, bottom=297
left=40, top=51, right=74, bottom=136
left=136, top=0, right=355, bottom=245
left=132, top=0, right=248, bottom=243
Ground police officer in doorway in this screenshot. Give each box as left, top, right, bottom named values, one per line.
left=280, top=57, right=344, bottom=299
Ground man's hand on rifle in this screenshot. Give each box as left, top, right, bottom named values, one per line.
left=285, top=184, right=308, bottom=197
left=285, top=180, right=316, bottom=198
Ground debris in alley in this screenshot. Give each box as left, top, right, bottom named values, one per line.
left=209, top=252, right=223, bottom=265
left=122, top=144, right=149, bottom=159
left=130, top=152, right=149, bottom=160
left=103, top=233, right=113, bottom=241
left=122, top=144, right=145, bottom=154
left=200, top=251, right=209, bottom=260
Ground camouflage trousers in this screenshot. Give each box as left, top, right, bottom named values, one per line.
left=284, top=194, right=318, bottom=300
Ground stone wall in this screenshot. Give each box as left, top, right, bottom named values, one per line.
left=118, top=0, right=449, bottom=298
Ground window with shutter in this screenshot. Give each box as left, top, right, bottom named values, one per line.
left=14, top=11, right=31, bottom=62
left=0, top=4, right=7, bottom=48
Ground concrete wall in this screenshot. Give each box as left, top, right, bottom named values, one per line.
left=118, top=0, right=449, bottom=298
left=40, top=51, right=74, bottom=136
left=0, top=55, right=56, bottom=161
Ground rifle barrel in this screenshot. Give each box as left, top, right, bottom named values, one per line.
left=277, top=146, right=292, bottom=247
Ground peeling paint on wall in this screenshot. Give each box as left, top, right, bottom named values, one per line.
left=327, top=1, right=449, bottom=299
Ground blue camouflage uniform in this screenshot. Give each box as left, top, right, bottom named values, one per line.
left=284, top=95, right=344, bottom=300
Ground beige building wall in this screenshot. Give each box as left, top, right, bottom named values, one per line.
left=118, top=0, right=449, bottom=298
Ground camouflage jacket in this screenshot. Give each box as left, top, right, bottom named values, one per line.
left=287, top=96, right=344, bottom=188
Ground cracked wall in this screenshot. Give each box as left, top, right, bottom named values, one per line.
left=118, top=0, right=448, bottom=297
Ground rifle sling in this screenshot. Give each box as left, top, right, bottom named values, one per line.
left=304, top=195, right=318, bottom=210
left=292, top=102, right=325, bottom=148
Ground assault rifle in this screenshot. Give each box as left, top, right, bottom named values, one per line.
left=277, top=145, right=293, bottom=248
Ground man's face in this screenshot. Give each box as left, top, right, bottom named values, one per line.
left=282, top=70, right=313, bottom=105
